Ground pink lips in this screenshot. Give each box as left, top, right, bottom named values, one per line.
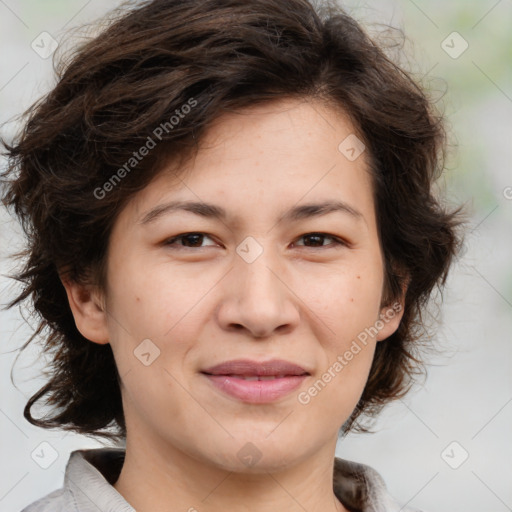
left=201, top=359, right=309, bottom=404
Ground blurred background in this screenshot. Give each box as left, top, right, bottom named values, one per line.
left=1, top=1, right=511, bottom=511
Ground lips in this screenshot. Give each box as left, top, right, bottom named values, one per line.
left=201, top=359, right=310, bottom=403
left=201, top=359, right=310, bottom=377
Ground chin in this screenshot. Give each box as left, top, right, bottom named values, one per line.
left=212, top=451, right=300, bottom=475
left=196, top=435, right=302, bottom=474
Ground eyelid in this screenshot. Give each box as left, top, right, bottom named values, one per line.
left=292, top=233, right=347, bottom=248
left=163, top=232, right=218, bottom=248
left=163, top=232, right=349, bottom=250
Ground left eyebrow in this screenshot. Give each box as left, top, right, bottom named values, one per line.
left=278, top=200, right=364, bottom=224
left=138, top=199, right=365, bottom=225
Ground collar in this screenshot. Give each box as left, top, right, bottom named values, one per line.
left=63, top=447, right=410, bottom=512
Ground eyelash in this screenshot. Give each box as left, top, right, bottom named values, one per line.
left=163, top=232, right=347, bottom=250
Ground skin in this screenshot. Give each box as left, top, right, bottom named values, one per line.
left=63, top=97, right=406, bottom=512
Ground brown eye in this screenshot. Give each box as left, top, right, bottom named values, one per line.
left=164, top=232, right=217, bottom=248
left=294, top=233, right=345, bottom=248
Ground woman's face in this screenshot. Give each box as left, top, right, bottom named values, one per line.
left=70, top=97, right=404, bottom=472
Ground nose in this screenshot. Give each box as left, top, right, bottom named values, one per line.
left=216, top=247, right=300, bottom=339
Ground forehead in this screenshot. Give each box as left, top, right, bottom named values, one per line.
left=122, top=97, right=376, bottom=228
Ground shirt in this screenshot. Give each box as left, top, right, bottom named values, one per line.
left=21, top=448, right=427, bottom=512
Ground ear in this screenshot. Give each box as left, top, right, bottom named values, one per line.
left=60, top=276, right=110, bottom=345
left=375, top=301, right=405, bottom=342
left=376, top=275, right=409, bottom=342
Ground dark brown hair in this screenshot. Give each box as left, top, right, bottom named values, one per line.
left=1, top=0, right=465, bottom=441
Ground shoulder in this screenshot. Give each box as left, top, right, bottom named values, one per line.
left=19, top=447, right=128, bottom=512
left=333, top=457, right=432, bottom=512
left=20, top=487, right=75, bottom=512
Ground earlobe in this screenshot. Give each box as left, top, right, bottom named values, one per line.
left=60, top=276, right=110, bottom=345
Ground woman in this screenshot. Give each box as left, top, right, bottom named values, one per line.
left=2, top=0, right=464, bottom=510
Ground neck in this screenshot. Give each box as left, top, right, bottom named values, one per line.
left=113, top=430, right=348, bottom=512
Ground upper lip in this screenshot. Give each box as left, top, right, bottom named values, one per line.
left=201, top=359, right=310, bottom=377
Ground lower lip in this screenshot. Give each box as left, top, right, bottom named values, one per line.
left=202, top=374, right=308, bottom=403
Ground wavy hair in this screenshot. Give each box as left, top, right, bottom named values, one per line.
left=1, top=0, right=465, bottom=440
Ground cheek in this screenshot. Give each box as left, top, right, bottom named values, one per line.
left=303, top=265, right=383, bottom=402
left=106, top=256, right=212, bottom=338
left=308, top=267, right=383, bottom=336
left=299, top=340, right=376, bottom=430
left=117, top=355, right=194, bottom=443
left=104, top=261, right=210, bottom=385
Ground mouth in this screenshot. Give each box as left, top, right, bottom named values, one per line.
left=201, top=358, right=310, bottom=377
left=200, top=359, right=310, bottom=403
left=204, top=374, right=300, bottom=381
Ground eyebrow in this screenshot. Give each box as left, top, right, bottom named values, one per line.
left=138, top=199, right=364, bottom=225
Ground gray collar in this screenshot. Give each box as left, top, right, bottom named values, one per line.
left=61, top=447, right=412, bottom=512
